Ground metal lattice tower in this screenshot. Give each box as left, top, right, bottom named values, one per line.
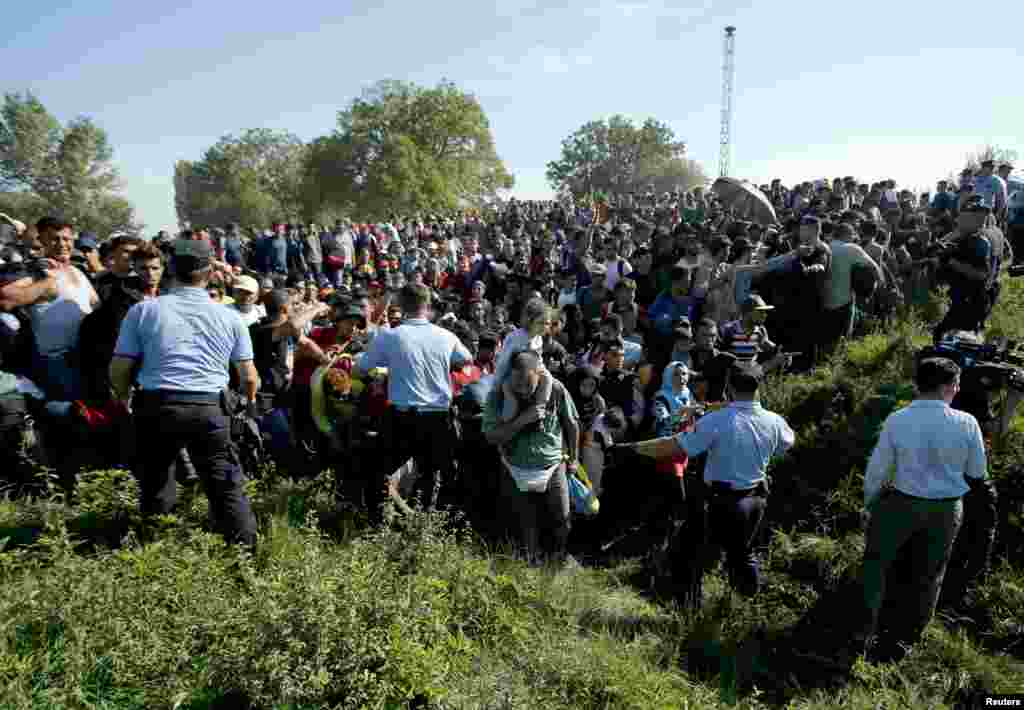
left=719, top=26, right=736, bottom=178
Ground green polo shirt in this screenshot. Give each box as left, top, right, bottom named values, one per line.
left=482, top=379, right=578, bottom=469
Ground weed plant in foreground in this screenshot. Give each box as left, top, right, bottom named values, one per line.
left=2, top=280, right=1024, bottom=708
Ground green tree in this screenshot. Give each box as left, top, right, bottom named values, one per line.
left=546, top=115, right=704, bottom=199
left=175, top=128, right=308, bottom=229
left=964, top=145, right=1018, bottom=175
left=304, top=79, right=514, bottom=219
left=0, top=91, right=139, bottom=235
left=942, top=144, right=1021, bottom=186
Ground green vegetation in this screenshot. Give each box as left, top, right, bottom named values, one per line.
left=0, top=91, right=139, bottom=235
left=3, top=283, right=1024, bottom=708
left=174, top=80, right=516, bottom=227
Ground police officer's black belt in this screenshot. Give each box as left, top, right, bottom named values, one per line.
left=136, top=390, right=221, bottom=405
left=392, top=406, right=450, bottom=415
left=706, top=480, right=768, bottom=498
left=888, top=488, right=960, bottom=504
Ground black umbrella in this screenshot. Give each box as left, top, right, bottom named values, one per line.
left=712, top=177, right=778, bottom=226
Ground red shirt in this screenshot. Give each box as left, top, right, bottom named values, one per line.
left=451, top=363, right=483, bottom=396
left=293, top=326, right=347, bottom=387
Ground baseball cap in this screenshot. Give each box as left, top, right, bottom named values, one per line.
left=76, top=232, right=98, bottom=250
left=741, top=294, right=775, bottom=313
left=234, top=275, right=260, bottom=294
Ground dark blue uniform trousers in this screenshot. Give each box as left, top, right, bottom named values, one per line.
left=133, top=392, right=257, bottom=548
left=706, top=487, right=767, bottom=597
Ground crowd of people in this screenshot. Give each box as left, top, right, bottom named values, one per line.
left=0, top=158, right=1019, bottom=664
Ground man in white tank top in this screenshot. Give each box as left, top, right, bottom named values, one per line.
left=0, top=216, right=98, bottom=401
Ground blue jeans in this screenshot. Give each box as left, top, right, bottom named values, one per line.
left=133, top=392, right=257, bottom=547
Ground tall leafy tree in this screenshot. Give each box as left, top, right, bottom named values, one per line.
left=0, top=91, right=139, bottom=234
left=963, top=145, right=1018, bottom=176
left=175, top=128, right=307, bottom=229
left=304, top=79, right=514, bottom=219
left=546, top=115, right=705, bottom=198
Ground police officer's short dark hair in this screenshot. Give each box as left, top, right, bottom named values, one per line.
left=399, top=283, right=432, bottom=313
left=916, top=357, right=960, bottom=393
left=728, top=363, right=763, bottom=395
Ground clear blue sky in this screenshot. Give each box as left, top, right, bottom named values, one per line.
left=3, top=0, right=1021, bottom=232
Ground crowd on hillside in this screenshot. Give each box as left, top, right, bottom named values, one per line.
left=0, top=160, right=1020, bottom=662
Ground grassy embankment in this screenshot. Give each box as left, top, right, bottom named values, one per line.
left=1, top=282, right=1023, bottom=709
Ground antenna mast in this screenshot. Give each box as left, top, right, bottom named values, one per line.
left=719, top=25, right=736, bottom=178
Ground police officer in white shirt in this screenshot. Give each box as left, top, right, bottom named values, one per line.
left=859, top=357, right=992, bottom=661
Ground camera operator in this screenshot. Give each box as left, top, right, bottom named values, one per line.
left=860, top=357, right=993, bottom=660
left=930, top=197, right=1000, bottom=344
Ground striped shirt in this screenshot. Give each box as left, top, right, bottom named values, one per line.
left=719, top=321, right=773, bottom=364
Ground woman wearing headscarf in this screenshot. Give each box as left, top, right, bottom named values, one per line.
left=651, top=362, right=696, bottom=463
left=566, top=365, right=606, bottom=436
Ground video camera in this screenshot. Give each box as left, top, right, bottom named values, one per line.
left=917, top=332, right=1024, bottom=425
left=0, top=259, right=50, bottom=288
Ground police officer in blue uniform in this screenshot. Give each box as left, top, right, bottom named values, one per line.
left=356, top=283, right=472, bottom=515
left=620, top=362, right=795, bottom=598
left=110, top=239, right=259, bottom=548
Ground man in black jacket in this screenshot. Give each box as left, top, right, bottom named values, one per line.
left=78, top=243, right=163, bottom=402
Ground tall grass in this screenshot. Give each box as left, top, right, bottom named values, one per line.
left=2, top=279, right=1024, bottom=708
